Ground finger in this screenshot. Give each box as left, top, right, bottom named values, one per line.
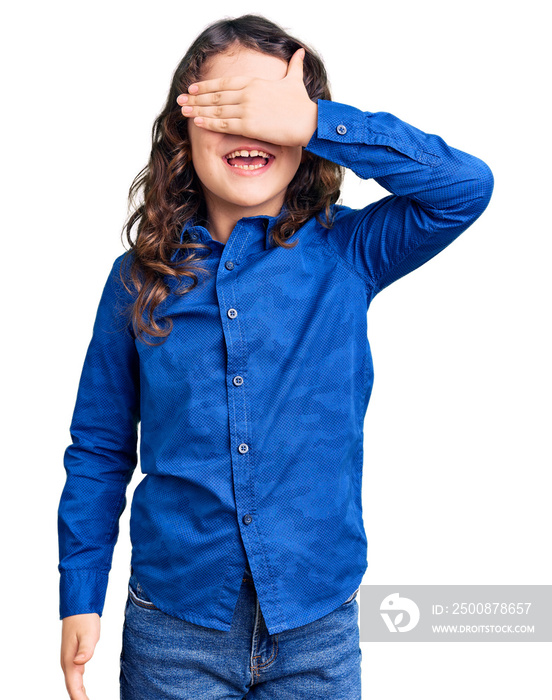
left=192, top=116, right=243, bottom=134
left=285, top=47, right=305, bottom=79
left=188, top=75, right=249, bottom=95
left=178, top=90, right=243, bottom=107
left=66, top=664, right=89, bottom=700
left=181, top=104, right=242, bottom=120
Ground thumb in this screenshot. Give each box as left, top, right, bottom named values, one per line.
left=74, top=638, right=94, bottom=665
left=285, top=47, right=305, bottom=79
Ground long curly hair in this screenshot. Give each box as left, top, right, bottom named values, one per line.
left=119, top=14, right=344, bottom=345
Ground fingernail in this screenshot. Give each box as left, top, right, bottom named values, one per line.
left=188, top=85, right=198, bottom=93
left=177, top=95, right=188, bottom=104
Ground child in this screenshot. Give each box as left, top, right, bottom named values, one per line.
left=58, top=13, right=494, bottom=700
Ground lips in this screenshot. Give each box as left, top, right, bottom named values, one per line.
left=222, top=144, right=276, bottom=176
left=222, top=154, right=275, bottom=176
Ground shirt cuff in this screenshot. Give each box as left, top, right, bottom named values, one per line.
left=305, top=98, right=441, bottom=168
left=306, top=98, right=368, bottom=147
left=59, top=569, right=109, bottom=619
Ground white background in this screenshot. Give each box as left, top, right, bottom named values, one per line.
left=2, top=0, right=550, bottom=697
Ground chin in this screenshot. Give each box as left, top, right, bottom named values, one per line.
left=222, top=186, right=284, bottom=208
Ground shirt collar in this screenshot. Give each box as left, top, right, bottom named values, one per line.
left=170, top=205, right=290, bottom=263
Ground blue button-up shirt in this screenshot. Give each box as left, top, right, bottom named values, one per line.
left=58, top=98, right=494, bottom=634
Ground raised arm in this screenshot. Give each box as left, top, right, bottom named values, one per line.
left=304, top=99, right=494, bottom=295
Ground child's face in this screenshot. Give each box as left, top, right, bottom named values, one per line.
left=187, top=47, right=303, bottom=222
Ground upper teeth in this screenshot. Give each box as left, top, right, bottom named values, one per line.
left=225, top=149, right=271, bottom=159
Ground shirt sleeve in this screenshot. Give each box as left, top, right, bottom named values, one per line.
left=304, top=99, right=494, bottom=296
left=57, top=252, right=140, bottom=619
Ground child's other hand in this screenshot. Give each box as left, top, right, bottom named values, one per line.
left=176, top=48, right=318, bottom=148
left=60, top=613, right=100, bottom=700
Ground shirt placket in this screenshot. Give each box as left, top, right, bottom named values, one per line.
left=216, top=221, right=259, bottom=571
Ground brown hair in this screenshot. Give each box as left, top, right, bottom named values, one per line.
left=119, top=14, right=344, bottom=345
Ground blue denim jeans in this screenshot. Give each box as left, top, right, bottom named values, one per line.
left=120, top=565, right=362, bottom=699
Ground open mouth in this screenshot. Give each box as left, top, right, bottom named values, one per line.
left=222, top=148, right=275, bottom=174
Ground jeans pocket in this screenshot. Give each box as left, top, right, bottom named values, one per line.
left=128, top=574, right=159, bottom=610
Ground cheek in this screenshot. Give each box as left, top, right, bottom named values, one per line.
left=289, top=146, right=303, bottom=166
left=189, top=124, right=220, bottom=160
left=284, top=149, right=303, bottom=179
left=189, top=126, right=206, bottom=162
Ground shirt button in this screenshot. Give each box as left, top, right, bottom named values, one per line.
left=227, top=308, right=238, bottom=319
left=386, top=146, right=394, bottom=152
left=238, top=443, right=249, bottom=454
left=189, top=232, right=199, bottom=240
left=336, top=124, right=347, bottom=135
left=233, top=376, right=244, bottom=386
left=242, top=514, right=252, bottom=525
left=225, top=260, right=235, bottom=270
